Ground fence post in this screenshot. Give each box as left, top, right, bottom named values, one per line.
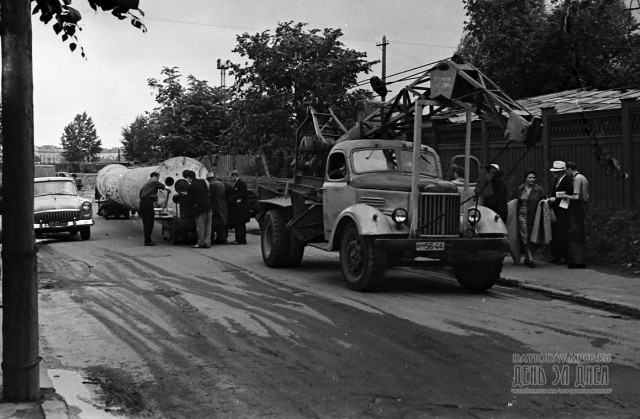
left=541, top=106, right=556, bottom=193
left=621, top=98, right=638, bottom=209
left=481, top=120, right=489, bottom=164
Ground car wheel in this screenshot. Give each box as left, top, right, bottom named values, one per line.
left=80, top=227, right=91, bottom=240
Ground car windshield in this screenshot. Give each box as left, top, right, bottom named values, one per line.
left=351, top=147, right=439, bottom=177
left=34, top=181, right=78, bottom=197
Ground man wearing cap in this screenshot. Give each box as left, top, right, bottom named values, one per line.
left=548, top=160, right=573, bottom=264
left=207, top=172, right=229, bottom=244
left=139, top=172, right=169, bottom=246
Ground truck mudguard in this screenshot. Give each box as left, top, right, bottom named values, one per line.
left=470, top=205, right=508, bottom=236
left=328, top=203, right=400, bottom=250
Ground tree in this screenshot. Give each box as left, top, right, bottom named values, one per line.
left=458, top=0, right=640, bottom=98
left=225, top=21, right=374, bottom=174
left=145, top=67, right=232, bottom=161
left=121, top=114, right=158, bottom=164
left=61, top=112, right=102, bottom=163
left=1, top=0, right=144, bottom=402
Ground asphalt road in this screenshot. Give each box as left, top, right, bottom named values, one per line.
left=31, top=213, right=640, bottom=418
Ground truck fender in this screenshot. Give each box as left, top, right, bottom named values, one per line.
left=256, top=197, right=292, bottom=225
left=470, top=205, right=508, bottom=235
left=327, top=203, right=396, bottom=251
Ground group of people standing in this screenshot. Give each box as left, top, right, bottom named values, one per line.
left=511, top=160, right=589, bottom=269
left=474, top=160, right=590, bottom=269
left=139, top=169, right=251, bottom=247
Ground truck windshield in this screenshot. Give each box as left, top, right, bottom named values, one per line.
left=352, top=148, right=438, bottom=177
left=34, top=181, right=78, bottom=197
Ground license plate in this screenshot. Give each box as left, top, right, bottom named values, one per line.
left=416, top=241, right=445, bottom=251
left=48, top=221, right=61, bottom=227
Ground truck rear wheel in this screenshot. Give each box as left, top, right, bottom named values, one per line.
left=261, top=209, right=290, bottom=268
left=453, top=261, right=502, bottom=291
left=339, top=224, right=386, bottom=291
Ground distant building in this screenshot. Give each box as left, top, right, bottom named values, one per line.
left=98, top=147, right=124, bottom=162
left=34, top=145, right=125, bottom=164
left=35, top=145, right=64, bottom=164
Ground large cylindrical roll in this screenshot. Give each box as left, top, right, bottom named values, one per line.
left=95, top=157, right=207, bottom=213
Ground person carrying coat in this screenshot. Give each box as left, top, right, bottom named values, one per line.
left=227, top=170, right=250, bottom=244
left=207, top=172, right=229, bottom=244
left=514, top=170, right=546, bottom=268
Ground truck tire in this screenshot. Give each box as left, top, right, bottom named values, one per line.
left=453, top=261, right=502, bottom=291
left=286, top=235, right=305, bottom=267
left=339, top=224, right=386, bottom=291
left=261, top=209, right=290, bottom=268
left=80, top=227, right=91, bottom=240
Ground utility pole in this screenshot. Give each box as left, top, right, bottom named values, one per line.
left=376, top=36, right=389, bottom=102
left=216, top=59, right=232, bottom=87
left=1, top=0, right=40, bottom=401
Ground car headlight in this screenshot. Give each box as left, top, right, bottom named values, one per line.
left=468, top=208, right=481, bottom=225
left=391, top=208, right=408, bottom=224
left=82, top=202, right=92, bottom=211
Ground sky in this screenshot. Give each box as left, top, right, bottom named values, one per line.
left=31, top=0, right=466, bottom=149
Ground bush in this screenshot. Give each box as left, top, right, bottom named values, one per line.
left=585, top=209, right=640, bottom=269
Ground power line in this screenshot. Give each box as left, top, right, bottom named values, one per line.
left=388, top=39, right=458, bottom=49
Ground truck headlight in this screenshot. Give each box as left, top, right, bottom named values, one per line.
left=468, top=208, right=481, bottom=225
left=391, top=208, right=408, bottom=224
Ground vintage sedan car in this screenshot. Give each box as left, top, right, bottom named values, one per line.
left=34, top=176, right=94, bottom=239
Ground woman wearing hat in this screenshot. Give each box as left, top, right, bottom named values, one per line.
left=548, top=160, right=573, bottom=264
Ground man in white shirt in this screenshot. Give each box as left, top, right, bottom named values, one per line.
left=566, top=161, right=589, bottom=269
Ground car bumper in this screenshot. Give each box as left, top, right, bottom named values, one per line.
left=34, top=219, right=94, bottom=231
left=374, top=236, right=509, bottom=263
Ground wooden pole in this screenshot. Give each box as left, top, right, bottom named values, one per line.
left=1, top=0, right=40, bottom=401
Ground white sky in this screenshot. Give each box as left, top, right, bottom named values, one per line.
left=31, top=0, right=465, bottom=148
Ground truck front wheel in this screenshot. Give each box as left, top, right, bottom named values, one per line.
left=261, top=209, right=290, bottom=268
left=339, top=224, right=386, bottom=292
left=453, top=261, right=502, bottom=291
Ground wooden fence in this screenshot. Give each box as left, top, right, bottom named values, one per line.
left=428, top=100, right=640, bottom=210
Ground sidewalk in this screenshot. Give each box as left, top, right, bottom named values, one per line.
left=2, top=248, right=638, bottom=418
left=499, top=259, right=640, bottom=317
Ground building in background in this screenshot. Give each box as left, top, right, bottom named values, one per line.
left=34, top=145, right=125, bottom=164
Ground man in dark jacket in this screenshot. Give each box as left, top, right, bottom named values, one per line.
left=228, top=170, right=249, bottom=244
left=207, top=172, right=229, bottom=244
left=139, top=171, right=168, bottom=246
left=183, top=170, right=212, bottom=248
left=548, top=160, right=573, bottom=264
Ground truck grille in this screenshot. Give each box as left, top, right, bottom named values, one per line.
left=35, top=210, right=80, bottom=224
left=417, top=193, right=460, bottom=237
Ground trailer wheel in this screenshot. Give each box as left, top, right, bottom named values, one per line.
left=339, top=224, right=386, bottom=291
left=453, top=261, right=502, bottom=291
left=286, top=234, right=305, bottom=267
left=261, top=209, right=290, bottom=268
left=169, top=230, right=179, bottom=245
left=80, top=227, right=91, bottom=240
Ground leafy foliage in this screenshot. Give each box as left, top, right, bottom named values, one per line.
left=122, top=67, right=232, bottom=162
left=586, top=209, right=640, bottom=268
left=459, top=0, right=640, bottom=98
left=122, top=22, right=375, bottom=173
left=31, top=0, right=146, bottom=57
left=61, top=112, right=102, bottom=163
left=224, top=21, right=374, bottom=175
